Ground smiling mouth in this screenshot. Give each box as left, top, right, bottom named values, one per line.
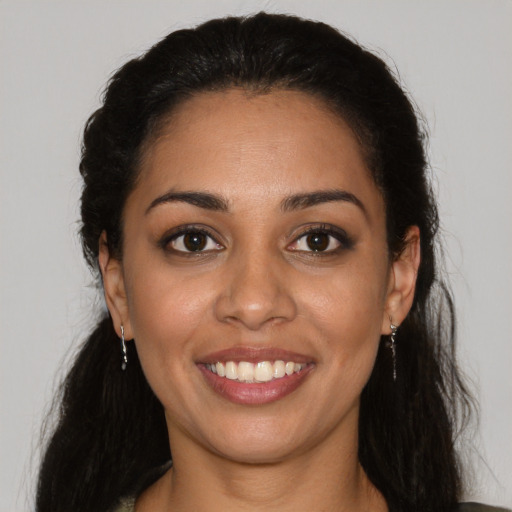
left=205, top=360, right=307, bottom=383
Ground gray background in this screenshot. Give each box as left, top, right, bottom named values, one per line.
left=1, top=1, right=511, bottom=510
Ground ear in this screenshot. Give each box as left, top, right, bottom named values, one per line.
left=98, top=231, right=133, bottom=340
left=381, top=226, right=421, bottom=334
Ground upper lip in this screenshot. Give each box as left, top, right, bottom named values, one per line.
left=197, top=347, right=314, bottom=365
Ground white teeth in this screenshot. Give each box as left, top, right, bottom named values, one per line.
left=238, top=361, right=255, bottom=382
left=254, top=361, right=273, bottom=382
left=207, top=360, right=306, bottom=383
left=216, top=362, right=225, bottom=377
left=273, top=360, right=285, bottom=378
left=225, top=361, right=237, bottom=380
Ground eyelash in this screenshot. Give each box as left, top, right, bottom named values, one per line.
left=289, top=224, right=354, bottom=255
left=159, top=225, right=223, bottom=255
left=159, top=224, right=353, bottom=256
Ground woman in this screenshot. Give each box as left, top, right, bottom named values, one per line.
left=35, top=12, right=508, bottom=512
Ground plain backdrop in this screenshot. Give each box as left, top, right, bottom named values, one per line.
left=1, top=1, right=511, bottom=511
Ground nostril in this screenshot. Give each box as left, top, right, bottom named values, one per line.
left=212, top=257, right=298, bottom=329
left=213, top=286, right=297, bottom=330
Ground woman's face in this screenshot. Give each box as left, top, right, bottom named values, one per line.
left=102, top=89, right=417, bottom=464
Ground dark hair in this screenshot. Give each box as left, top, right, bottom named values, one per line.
left=36, top=12, right=472, bottom=512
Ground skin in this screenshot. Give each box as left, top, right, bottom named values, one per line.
left=100, top=89, right=420, bottom=511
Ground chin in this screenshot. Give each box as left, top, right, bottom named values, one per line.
left=196, top=413, right=323, bottom=465
left=211, top=438, right=300, bottom=465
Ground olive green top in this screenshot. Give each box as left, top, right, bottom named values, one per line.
left=112, top=497, right=134, bottom=512
left=456, top=505, right=511, bottom=512
left=113, top=500, right=511, bottom=512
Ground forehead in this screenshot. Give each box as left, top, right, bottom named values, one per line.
left=133, top=88, right=382, bottom=215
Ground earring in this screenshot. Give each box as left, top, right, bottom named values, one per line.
left=120, top=324, right=128, bottom=371
left=388, top=320, right=398, bottom=382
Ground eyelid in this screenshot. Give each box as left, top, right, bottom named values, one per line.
left=157, top=223, right=353, bottom=256
left=288, top=223, right=354, bottom=253
left=159, top=224, right=224, bottom=253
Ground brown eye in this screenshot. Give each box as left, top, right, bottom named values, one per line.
left=167, top=229, right=223, bottom=253
left=183, top=232, right=207, bottom=251
left=306, top=233, right=330, bottom=252
left=288, top=225, right=352, bottom=254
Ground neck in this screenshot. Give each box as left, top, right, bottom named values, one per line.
left=136, top=418, right=387, bottom=512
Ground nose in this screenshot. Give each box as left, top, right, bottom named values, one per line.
left=214, top=249, right=297, bottom=331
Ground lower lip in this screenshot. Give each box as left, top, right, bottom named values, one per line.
left=198, top=364, right=313, bottom=405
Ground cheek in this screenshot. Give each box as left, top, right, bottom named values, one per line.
left=123, top=257, right=215, bottom=364
left=123, top=266, right=216, bottom=419
left=303, top=261, right=388, bottom=371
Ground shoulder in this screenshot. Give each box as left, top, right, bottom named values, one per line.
left=110, top=461, right=172, bottom=512
left=456, top=503, right=512, bottom=512
left=110, top=498, right=512, bottom=512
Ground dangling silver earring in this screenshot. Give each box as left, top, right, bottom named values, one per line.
left=120, top=324, right=128, bottom=371
left=388, top=320, right=398, bottom=382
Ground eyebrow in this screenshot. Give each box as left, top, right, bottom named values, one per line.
left=145, top=191, right=229, bottom=214
left=145, top=188, right=366, bottom=216
left=280, top=189, right=367, bottom=215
